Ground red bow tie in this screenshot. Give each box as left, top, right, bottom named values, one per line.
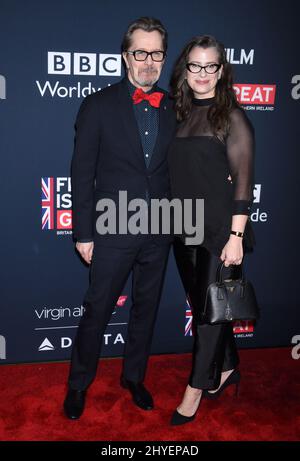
left=132, top=87, right=164, bottom=108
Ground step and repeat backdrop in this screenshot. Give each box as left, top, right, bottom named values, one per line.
left=0, top=0, right=299, bottom=364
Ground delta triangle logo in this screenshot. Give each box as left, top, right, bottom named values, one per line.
left=39, top=338, right=55, bottom=351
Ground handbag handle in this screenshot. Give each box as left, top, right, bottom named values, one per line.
left=216, top=262, right=245, bottom=285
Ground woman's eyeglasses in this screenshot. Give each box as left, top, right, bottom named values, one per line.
left=186, top=63, right=221, bottom=74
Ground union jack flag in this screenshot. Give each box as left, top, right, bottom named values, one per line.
left=41, top=177, right=54, bottom=229
left=185, top=298, right=193, bottom=336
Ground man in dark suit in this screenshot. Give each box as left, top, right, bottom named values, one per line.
left=63, top=17, right=176, bottom=419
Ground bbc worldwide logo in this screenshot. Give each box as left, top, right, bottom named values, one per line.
left=47, top=52, right=122, bottom=76
left=41, top=177, right=72, bottom=231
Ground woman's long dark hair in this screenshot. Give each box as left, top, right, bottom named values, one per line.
left=170, top=35, right=239, bottom=140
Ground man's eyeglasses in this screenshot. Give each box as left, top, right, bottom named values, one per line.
left=186, top=63, right=221, bottom=74
left=127, top=50, right=166, bottom=62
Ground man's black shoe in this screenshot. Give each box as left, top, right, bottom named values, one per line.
left=120, top=377, right=154, bottom=410
left=63, top=388, right=86, bottom=420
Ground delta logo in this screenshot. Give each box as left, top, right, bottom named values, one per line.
left=41, top=177, right=72, bottom=234
left=38, top=296, right=128, bottom=352
left=234, top=84, right=276, bottom=111
left=38, top=337, right=55, bottom=351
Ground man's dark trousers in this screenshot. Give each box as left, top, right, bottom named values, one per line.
left=68, top=237, right=170, bottom=390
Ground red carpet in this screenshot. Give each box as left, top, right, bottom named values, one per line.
left=0, top=348, right=299, bottom=441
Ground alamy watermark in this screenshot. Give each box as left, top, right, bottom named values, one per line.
left=0, top=335, right=6, bottom=360
left=0, top=75, right=6, bottom=100
left=291, top=335, right=300, bottom=360
left=95, top=191, right=204, bottom=245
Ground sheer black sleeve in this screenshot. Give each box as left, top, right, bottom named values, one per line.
left=226, top=108, right=255, bottom=215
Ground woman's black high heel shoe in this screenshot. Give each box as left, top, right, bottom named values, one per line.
left=170, top=409, right=196, bottom=426
left=202, top=368, right=241, bottom=400
left=170, top=392, right=202, bottom=426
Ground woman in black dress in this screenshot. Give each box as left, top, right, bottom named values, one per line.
left=168, top=35, right=255, bottom=425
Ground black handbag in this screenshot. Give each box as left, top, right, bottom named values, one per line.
left=202, top=262, right=260, bottom=324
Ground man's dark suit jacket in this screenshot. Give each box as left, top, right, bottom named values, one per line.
left=71, top=77, right=177, bottom=248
